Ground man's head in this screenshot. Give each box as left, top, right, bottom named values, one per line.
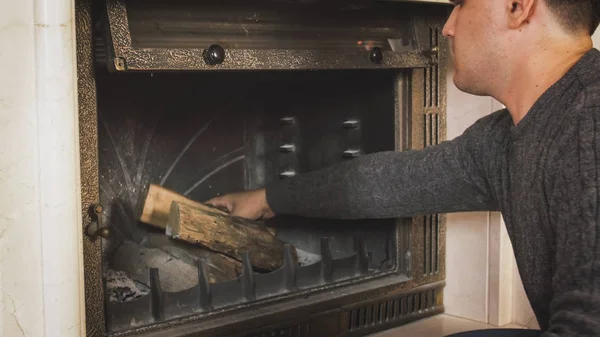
left=442, top=0, right=599, bottom=97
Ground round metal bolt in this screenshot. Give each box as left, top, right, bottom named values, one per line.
left=97, top=227, right=111, bottom=239
left=369, top=47, right=383, bottom=64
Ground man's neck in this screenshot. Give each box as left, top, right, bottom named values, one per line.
left=497, top=38, right=593, bottom=125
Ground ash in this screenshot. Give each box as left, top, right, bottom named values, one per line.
left=105, top=269, right=150, bottom=302
left=296, top=248, right=322, bottom=266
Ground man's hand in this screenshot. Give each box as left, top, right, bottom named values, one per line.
left=205, top=188, right=275, bottom=220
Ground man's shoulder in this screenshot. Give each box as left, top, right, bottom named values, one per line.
left=547, top=49, right=600, bottom=154
left=457, top=108, right=512, bottom=149
left=470, top=108, right=512, bottom=133
left=573, top=48, right=600, bottom=109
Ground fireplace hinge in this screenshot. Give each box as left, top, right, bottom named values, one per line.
left=85, top=203, right=111, bottom=241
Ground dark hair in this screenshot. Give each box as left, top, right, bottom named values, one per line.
left=545, top=0, right=600, bottom=35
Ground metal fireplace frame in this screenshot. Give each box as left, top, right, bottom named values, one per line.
left=75, top=0, right=451, bottom=336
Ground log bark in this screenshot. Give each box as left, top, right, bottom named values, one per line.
left=166, top=201, right=297, bottom=271
left=139, top=183, right=276, bottom=235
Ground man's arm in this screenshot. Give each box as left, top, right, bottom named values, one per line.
left=543, top=107, right=600, bottom=336
left=265, top=117, right=500, bottom=219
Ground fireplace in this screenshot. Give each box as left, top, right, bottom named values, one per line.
left=76, top=0, right=451, bottom=336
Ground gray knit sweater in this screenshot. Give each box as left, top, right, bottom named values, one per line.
left=266, top=48, right=600, bottom=336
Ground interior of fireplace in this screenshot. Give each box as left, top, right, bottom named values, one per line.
left=84, top=0, right=453, bottom=332
left=96, top=67, right=405, bottom=330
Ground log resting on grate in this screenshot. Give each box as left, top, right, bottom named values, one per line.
left=166, top=200, right=299, bottom=271
left=139, top=183, right=296, bottom=271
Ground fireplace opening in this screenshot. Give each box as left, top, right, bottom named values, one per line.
left=80, top=0, right=450, bottom=334
left=96, top=68, right=406, bottom=331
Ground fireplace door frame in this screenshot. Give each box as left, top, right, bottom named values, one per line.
left=75, top=0, right=451, bottom=336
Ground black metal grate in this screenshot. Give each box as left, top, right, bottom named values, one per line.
left=346, top=288, right=438, bottom=333
left=106, top=238, right=374, bottom=330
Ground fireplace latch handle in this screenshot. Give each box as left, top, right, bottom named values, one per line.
left=85, top=203, right=111, bottom=241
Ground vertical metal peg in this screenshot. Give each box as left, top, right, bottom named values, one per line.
left=279, top=144, right=296, bottom=153
left=320, top=237, right=333, bottom=282
left=343, top=149, right=361, bottom=159
left=283, top=244, right=297, bottom=291
left=279, top=170, right=296, bottom=179
left=197, top=259, right=212, bottom=310
left=280, top=117, right=295, bottom=126
left=342, top=120, right=360, bottom=129
left=355, top=237, right=369, bottom=274
left=150, top=268, right=164, bottom=321
left=241, top=252, right=256, bottom=301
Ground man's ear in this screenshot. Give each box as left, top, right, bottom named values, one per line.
left=506, top=0, right=536, bottom=29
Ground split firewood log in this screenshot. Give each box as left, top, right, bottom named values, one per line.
left=166, top=201, right=298, bottom=271
left=139, top=183, right=276, bottom=236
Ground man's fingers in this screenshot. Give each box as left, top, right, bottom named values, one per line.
left=204, top=197, right=233, bottom=213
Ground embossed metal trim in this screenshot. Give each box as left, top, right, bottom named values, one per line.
left=103, top=0, right=439, bottom=71
left=394, top=72, right=413, bottom=278
left=119, top=48, right=436, bottom=71
left=106, top=0, right=131, bottom=49
left=410, top=25, right=448, bottom=284
left=433, top=25, right=448, bottom=282
left=76, top=0, right=105, bottom=336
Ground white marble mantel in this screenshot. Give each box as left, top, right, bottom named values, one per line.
left=1, top=0, right=84, bottom=336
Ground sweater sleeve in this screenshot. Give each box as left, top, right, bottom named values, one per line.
left=264, top=117, right=499, bottom=219
left=543, top=107, right=600, bottom=337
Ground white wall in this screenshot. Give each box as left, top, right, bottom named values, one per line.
left=443, top=54, right=515, bottom=324
left=0, top=0, right=85, bottom=336
left=444, top=28, right=600, bottom=329
left=0, top=2, right=44, bottom=336
left=443, top=76, right=540, bottom=327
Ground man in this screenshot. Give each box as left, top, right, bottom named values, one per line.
left=207, top=0, right=600, bottom=336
